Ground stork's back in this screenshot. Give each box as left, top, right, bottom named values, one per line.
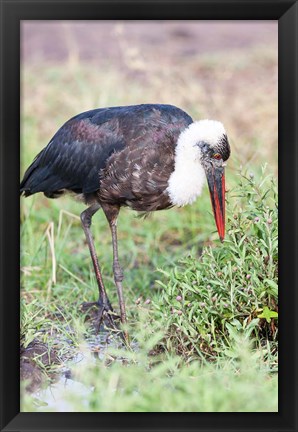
left=20, top=104, right=193, bottom=201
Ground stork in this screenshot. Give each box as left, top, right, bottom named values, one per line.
left=20, top=104, right=230, bottom=335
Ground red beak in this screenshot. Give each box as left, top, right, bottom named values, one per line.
left=206, top=166, right=225, bottom=242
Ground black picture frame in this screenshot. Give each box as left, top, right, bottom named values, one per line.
left=1, top=1, right=297, bottom=431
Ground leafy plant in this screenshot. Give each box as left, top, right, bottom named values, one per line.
left=153, top=170, right=278, bottom=367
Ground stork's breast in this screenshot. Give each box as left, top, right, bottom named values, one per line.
left=98, top=141, right=175, bottom=209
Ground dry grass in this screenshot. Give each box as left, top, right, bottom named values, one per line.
left=21, top=44, right=277, bottom=176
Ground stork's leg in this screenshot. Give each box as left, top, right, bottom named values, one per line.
left=110, top=223, right=127, bottom=325
left=102, top=204, right=127, bottom=331
left=80, top=203, right=118, bottom=331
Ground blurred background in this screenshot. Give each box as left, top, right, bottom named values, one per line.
left=21, top=20, right=278, bottom=174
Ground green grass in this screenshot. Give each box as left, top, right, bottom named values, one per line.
left=20, top=169, right=278, bottom=412
left=153, top=170, right=278, bottom=367
left=20, top=46, right=278, bottom=412
left=21, top=330, right=278, bottom=412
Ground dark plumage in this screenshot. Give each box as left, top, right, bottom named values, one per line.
left=21, top=104, right=192, bottom=211
left=20, top=103, right=230, bottom=339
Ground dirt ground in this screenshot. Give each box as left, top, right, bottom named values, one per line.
left=22, top=21, right=277, bottom=66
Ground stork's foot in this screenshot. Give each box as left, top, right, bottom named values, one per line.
left=80, top=300, right=120, bottom=333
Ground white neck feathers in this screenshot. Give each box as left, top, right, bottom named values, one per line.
left=166, top=120, right=225, bottom=207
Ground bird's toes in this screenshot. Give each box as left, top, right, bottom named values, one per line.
left=80, top=301, right=122, bottom=336
left=92, top=304, right=121, bottom=333
left=80, top=301, right=100, bottom=312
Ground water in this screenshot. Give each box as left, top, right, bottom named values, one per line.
left=30, top=331, right=137, bottom=412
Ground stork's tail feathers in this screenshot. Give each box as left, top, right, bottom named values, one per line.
left=20, top=189, right=33, bottom=197
left=20, top=150, right=54, bottom=197
left=20, top=165, right=37, bottom=196
left=20, top=157, right=42, bottom=197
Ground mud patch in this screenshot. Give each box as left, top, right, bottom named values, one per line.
left=20, top=340, right=61, bottom=392
left=21, top=331, right=138, bottom=411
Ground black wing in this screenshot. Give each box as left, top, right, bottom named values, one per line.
left=20, top=108, right=126, bottom=197
left=20, top=104, right=193, bottom=198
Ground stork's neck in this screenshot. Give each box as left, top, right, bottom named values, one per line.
left=166, top=124, right=205, bottom=207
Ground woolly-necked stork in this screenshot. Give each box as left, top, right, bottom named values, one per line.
left=20, top=104, right=230, bottom=335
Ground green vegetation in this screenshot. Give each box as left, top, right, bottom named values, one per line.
left=21, top=331, right=277, bottom=412
left=20, top=169, right=278, bottom=412
left=20, top=42, right=278, bottom=412
left=153, top=170, right=278, bottom=369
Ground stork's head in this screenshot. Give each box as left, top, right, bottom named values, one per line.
left=167, top=119, right=230, bottom=241
left=195, top=120, right=230, bottom=241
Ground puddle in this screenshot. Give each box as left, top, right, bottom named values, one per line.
left=24, top=332, right=138, bottom=411
left=30, top=375, right=93, bottom=412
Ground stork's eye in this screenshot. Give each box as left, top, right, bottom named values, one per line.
left=213, top=153, right=221, bottom=160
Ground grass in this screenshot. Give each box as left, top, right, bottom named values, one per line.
left=153, top=169, right=278, bottom=368
left=20, top=169, right=278, bottom=412
left=20, top=41, right=278, bottom=412
left=21, top=329, right=278, bottom=412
